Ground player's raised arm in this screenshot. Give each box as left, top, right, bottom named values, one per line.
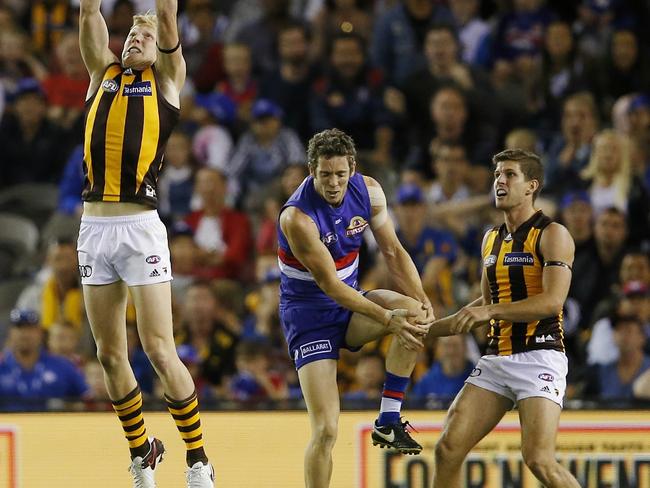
left=364, top=176, right=434, bottom=326
left=154, top=0, right=185, bottom=91
left=79, top=0, right=117, bottom=90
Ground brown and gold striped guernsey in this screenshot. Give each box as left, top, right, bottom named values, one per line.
left=483, top=210, right=564, bottom=356
left=82, top=63, right=180, bottom=207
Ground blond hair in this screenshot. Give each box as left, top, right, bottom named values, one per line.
left=581, top=129, right=632, bottom=209
left=132, top=11, right=157, bottom=31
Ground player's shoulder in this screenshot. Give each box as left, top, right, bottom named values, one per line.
left=540, top=221, right=574, bottom=252
left=362, top=174, right=379, bottom=188
left=279, top=205, right=315, bottom=230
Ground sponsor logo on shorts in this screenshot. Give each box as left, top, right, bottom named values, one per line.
left=540, top=385, right=551, bottom=393
left=503, top=252, right=534, bottom=266
left=149, top=269, right=160, bottom=277
left=483, top=255, right=497, bottom=267
left=78, top=265, right=93, bottom=278
left=123, top=81, right=152, bottom=97
left=146, top=255, right=161, bottom=264
left=102, top=79, right=119, bottom=92
left=538, top=373, right=554, bottom=382
left=299, top=339, right=332, bottom=358
left=345, top=216, right=368, bottom=237
left=469, top=367, right=482, bottom=377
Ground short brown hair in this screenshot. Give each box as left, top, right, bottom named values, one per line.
left=307, top=128, right=356, bottom=172
left=492, top=148, right=544, bottom=201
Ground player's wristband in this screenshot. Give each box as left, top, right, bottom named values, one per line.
left=157, top=39, right=181, bottom=54
left=544, top=261, right=572, bottom=271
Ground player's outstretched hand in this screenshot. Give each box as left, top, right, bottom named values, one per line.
left=386, top=309, right=427, bottom=350
left=451, top=306, right=491, bottom=334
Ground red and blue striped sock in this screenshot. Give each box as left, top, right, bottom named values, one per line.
left=377, top=372, right=409, bottom=425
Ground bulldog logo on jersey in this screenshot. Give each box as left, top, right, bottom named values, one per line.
left=102, top=79, right=119, bottom=93
left=345, top=216, right=368, bottom=237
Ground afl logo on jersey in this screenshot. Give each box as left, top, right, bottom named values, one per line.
left=102, top=79, right=119, bottom=93
left=484, top=255, right=497, bottom=267
left=146, top=255, right=161, bottom=264
left=322, top=232, right=338, bottom=245
left=345, top=216, right=368, bottom=237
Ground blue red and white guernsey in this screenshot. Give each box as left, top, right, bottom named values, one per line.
left=278, top=172, right=371, bottom=308
left=277, top=172, right=371, bottom=368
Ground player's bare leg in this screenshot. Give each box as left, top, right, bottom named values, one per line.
left=518, top=397, right=580, bottom=487
left=433, top=384, right=511, bottom=488
left=298, top=359, right=340, bottom=488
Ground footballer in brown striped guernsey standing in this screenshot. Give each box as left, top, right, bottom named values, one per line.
left=77, top=1, right=214, bottom=486
left=429, top=149, right=580, bottom=488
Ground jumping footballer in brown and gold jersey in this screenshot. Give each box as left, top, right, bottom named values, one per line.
left=77, top=0, right=215, bottom=485
left=82, top=63, right=179, bottom=207
left=430, top=149, right=580, bottom=488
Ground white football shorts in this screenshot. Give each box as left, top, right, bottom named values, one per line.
left=465, top=349, right=568, bottom=408
left=77, top=211, right=173, bottom=286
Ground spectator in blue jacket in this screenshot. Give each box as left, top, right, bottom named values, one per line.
left=412, top=335, right=474, bottom=401
left=0, top=309, right=89, bottom=411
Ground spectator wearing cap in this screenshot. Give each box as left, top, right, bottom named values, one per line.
left=311, top=33, right=395, bottom=167
left=0, top=77, right=69, bottom=189
left=391, top=183, right=458, bottom=312
left=0, top=309, right=89, bottom=411
left=157, top=130, right=196, bottom=223
left=190, top=91, right=235, bottom=171
left=185, top=167, right=253, bottom=281
left=586, top=314, right=650, bottom=400
left=226, top=98, right=304, bottom=209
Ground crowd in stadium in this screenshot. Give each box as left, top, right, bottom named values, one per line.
left=0, top=0, right=649, bottom=410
